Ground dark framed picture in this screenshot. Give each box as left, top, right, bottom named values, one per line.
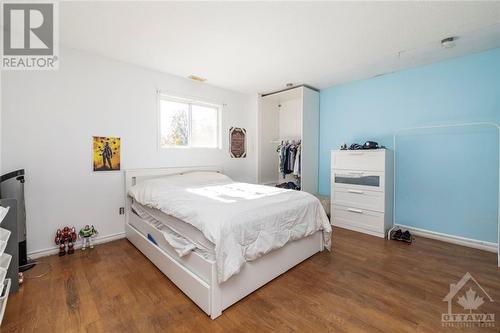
left=229, top=127, right=246, bottom=158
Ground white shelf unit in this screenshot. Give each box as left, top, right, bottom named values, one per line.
left=0, top=204, right=13, bottom=326
left=330, top=149, right=394, bottom=238
left=257, top=86, right=320, bottom=194
left=0, top=278, right=11, bottom=325
left=0, top=254, right=12, bottom=289
left=0, top=229, right=11, bottom=258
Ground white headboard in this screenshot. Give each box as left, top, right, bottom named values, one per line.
left=124, top=166, right=223, bottom=223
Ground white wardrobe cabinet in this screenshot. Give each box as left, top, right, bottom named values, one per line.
left=257, top=85, right=319, bottom=194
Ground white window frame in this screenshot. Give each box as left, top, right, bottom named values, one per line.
left=158, top=93, right=222, bottom=150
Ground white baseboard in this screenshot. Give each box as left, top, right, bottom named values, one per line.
left=27, top=231, right=126, bottom=259
left=396, top=224, right=498, bottom=253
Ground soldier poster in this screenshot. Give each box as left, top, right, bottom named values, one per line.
left=93, top=136, right=121, bottom=171
left=229, top=127, right=246, bottom=158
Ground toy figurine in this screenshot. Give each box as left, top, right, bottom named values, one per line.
left=55, top=226, right=77, bottom=256
left=79, top=225, right=98, bottom=250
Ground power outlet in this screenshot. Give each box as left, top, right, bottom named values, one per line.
left=119, top=207, right=125, bottom=215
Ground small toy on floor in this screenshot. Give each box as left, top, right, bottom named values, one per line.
left=390, top=228, right=413, bottom=244
left=79, top=225, right=98, bottom=250
left=55, top=226, right=78, bottom=256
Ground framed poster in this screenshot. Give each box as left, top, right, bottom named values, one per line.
left=229, top=127, right=246, bottom=158
left=93, top=136, right=121, bottom=171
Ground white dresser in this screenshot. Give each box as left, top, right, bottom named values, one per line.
left=330, top=149, right=393, bottom=238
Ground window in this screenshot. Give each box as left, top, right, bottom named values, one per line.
left=159, top=95, right=220, bottom=149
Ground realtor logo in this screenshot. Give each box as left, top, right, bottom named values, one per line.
left=1, top=1, right=59, bottom=70
left=442, top=272, right=495, bottom=328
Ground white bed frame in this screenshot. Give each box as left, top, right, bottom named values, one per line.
left=125, top=166, right=324, bottom=319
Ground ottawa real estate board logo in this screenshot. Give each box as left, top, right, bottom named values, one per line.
left=442, top=272, right=495, bottom=328
left=1, top=1, right=59, bottom=70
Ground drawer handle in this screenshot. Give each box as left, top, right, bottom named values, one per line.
left=347, top=208, right=363, bottom=214
left=348, top=189, right=364, bottom=194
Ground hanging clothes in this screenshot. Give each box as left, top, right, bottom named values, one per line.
left=277, top=140, right=301, bottom=179
left=277, top=141, right=288, bottom=178
left=286, top=141, right=297, bottom=174
left=293, top=144, right=301, bottom=176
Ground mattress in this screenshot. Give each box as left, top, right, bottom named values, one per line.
left=131, top=202, right=215, bottom=259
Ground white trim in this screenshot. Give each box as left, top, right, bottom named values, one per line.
left=396, top=224, right=498, bottom=253
left=27, top=231, right=126, bottom=259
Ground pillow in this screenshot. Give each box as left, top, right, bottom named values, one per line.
left=128, top=171, right=233, bottom=203
left=171, top=171, right=233, bottom=186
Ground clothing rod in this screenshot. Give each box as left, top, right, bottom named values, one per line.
left=270, top=138, right=302, bottom=144
left=261, top=84, right=319, bottom=97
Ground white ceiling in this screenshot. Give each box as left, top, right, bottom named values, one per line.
left=60, top=1, right=500, bottom=94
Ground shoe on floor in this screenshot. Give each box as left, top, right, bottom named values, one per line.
left=401, top=230, right=412, bottom=243
left=391, top=229, right=403, bottom=241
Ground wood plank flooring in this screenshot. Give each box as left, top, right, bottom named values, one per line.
left=2, top=227, right=500, bottom=332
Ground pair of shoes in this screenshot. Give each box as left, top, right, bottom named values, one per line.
left=390, top=229, right=412, bottom=244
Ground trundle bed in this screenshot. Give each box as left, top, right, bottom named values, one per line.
left=125, top=166, right=331, bottom=319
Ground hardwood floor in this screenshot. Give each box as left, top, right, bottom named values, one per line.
left=2, top=227, right=500, bottom=332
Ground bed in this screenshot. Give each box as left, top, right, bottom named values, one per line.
left=125, top=166, right=331, bottom=319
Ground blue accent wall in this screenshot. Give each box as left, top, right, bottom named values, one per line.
left=319, top=48, right=500, bottom=242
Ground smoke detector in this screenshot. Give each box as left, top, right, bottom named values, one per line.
left=188, top=75, right=207, bottom=82
left=441, top=37, right=457, bottom=49
left=286, top=83, right=294, bottom=88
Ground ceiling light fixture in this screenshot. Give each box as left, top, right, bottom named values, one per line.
left=441, top=37, right=457, bottom=49
left=188, top=75, right=206, bottom=82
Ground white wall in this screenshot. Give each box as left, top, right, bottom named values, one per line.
left=1, top=47, right=258, bottom=256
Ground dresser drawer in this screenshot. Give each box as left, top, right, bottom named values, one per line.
left=331, top=204, right=385, bottom=234
left=332, top=187, right=385, bottom=212
left=332, top=150, right=385, bottom=171
left=332, top=170, right=385, bottom=192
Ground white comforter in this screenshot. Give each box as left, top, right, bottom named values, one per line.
left=129, top=173, right=331, bottom=282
